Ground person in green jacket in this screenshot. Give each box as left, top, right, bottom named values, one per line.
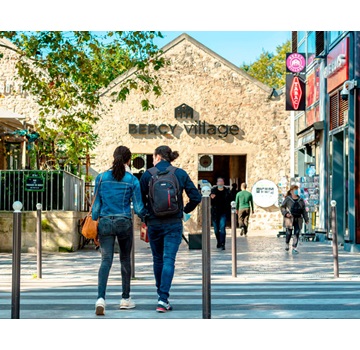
left=235, top=183, right=254, bottom=236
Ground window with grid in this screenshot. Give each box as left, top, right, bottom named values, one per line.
left=329, top=90, right=349, bottom=130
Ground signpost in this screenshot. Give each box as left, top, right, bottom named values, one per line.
left=24, top=172, right=45, bottom=192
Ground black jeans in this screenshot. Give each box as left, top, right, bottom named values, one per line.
left=285, top=220, right=301, bottom=248
left=97, top=216, right=133, bottom=300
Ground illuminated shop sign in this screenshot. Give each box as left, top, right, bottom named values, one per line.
left=129, top=121, right=240, bottom=138
left=286, top=74, right=306, bottom=111
left=323, top=54, right=346, bottom=78
left=286, top=53, right=306, bottom=73
left=325, top=37, right=349, bottom=93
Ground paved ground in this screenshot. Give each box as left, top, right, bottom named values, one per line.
left=2, top=229, right=360, bottom=320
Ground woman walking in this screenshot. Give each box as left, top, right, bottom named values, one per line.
left=280, top=184, right=309, bottom=254
left=92, top=146, right=146, bottom=316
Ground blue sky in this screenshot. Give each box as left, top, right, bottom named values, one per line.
left=154, top=31, right=291, bottom=67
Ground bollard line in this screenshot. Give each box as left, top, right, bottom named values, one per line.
left=11, top=201, right=23, bottom=319
left=331, top=200, right=339, bottom=278
left=231, top=201, right=237, bottom=278
left=201, top=186, right=211, bottom=319
left=36, top=203, right=42, bottom=279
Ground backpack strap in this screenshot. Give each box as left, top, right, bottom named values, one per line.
left=148, top=167, right=159, bottom=176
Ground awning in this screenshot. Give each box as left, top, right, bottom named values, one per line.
left=297, top=121, right=324, bottom=148
left=0, top=108, right=26, bottom=130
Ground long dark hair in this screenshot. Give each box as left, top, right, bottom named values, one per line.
left=154, top=145, right=179, bottom=162
left=112, top=146, right=131, bottom=181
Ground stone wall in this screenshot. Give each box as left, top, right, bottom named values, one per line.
left=93, top=34, right=290, bottom=232
left=0, top=38, right=40, bottom=124
left=0, top=211, right=85, bottom=252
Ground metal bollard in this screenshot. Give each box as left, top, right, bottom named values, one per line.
left=36, top=203, right=42, bottom=279
left=331, top=200, right=339, bottom=278
left=231, top=201, right=237, bottom=278
left=201, top=185, right=211, bottom=319
left=11, top=201, right=23, bottom=319
left=131, top=203, right=135, bottom=279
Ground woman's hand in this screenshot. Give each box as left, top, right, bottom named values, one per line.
left=94, top=235, right=100, bottom=247
left=285, top=213, right=292, bottom=218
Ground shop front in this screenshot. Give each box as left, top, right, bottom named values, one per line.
left=93, top=33, right=291, bottom=233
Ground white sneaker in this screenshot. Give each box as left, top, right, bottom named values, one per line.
left=95, top=297, right=106, bottom=316
left=120, top=297, right=136, bottom=309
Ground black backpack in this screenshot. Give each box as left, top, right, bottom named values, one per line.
left=290, top=198, right=303, bottom=218
left=148, top=166, right=181, bottom=217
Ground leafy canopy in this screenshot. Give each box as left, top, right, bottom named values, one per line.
left=0, top=31, right=165, bottom=172
left=240, top=40, right=291, bottom=89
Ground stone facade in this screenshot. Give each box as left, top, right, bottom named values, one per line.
left=0, top=37, right=40, bottom=123
left=93, top=34, right=291, bottom=233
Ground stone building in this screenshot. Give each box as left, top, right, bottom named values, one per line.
left=94, top=33, right=291, bottom=233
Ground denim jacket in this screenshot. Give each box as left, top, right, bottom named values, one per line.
left=92, top=170, right=146, bottom=221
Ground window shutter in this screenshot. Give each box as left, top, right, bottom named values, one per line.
left=339, top=93, right=348, bottom=126
left=330, top=92, right=338, bottom=130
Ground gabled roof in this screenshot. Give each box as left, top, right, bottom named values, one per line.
left=100, top=33, right=274, bottom=97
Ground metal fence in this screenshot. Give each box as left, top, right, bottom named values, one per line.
left=0, top=170, right=84, bottom=211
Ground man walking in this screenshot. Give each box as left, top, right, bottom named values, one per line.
left=235, top=183, right=254, bottom=236
left=210, top=177, right=231, bottom=250
left=140, top=145, right=201, bottom=313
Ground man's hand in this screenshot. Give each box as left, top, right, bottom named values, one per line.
left=286, top=213, right=292, bottom=218
left=210, top=194, right=216, bottom=199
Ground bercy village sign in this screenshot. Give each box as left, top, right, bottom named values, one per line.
left=128, top=103, right=241, bottom=139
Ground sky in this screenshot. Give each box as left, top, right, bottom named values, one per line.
left=153, top=31, right=291, bottom=66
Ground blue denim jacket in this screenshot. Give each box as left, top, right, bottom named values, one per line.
left=92, top=170, right=146, bottom=221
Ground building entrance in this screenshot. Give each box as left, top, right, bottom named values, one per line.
left=198, top=155, right=246, bottom=188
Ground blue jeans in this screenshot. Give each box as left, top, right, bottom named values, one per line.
left=148, top=222, right=183, bottom=303
left=97, top=216, right=133, bottom=300
left=286, top=220, right=301, bottom=248
left=212, top=213, right=227, bottom=246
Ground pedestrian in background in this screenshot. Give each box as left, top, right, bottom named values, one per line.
left=140, top=145, right=201, bottom=313
left=235, top=183, right=254, bottom=236
left=280, top=184, right=309, bottom=254
left=211, top=177, right=231, bottom=250
left=92, top=146, right=146, bottom=316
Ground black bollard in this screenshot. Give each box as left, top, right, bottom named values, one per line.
left=131, top=203, right=135, bottom=279
left=231, top=201, right=237, bottom=278
left=11, top=201, right=23, bottom=319
left=331, top=200, right=339, bottom=278
left=36, top=203, right=42, bottom=279
left=201, top=185, right=211, bottom=319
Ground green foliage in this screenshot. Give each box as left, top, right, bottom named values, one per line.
left=0, top=31, right=165, bottom=172
left=241, top=40, right=291, bottom=89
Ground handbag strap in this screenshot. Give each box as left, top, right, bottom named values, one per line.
left=88, top=173, right=104, bottom=214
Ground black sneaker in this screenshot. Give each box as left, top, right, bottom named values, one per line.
left=221, top=244, right=225, bottom=250
left=240, top=228, right=244, bottom=236
left=156, top=300, right=173, bottom=313
left=216, top=243, right=221, bottom=248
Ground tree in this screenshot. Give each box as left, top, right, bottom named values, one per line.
left=240, top=40, right=291, bottom=89
left=0, top=31, right=166, bottom=172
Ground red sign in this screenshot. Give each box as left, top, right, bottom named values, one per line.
left=325, top=37, right=349, bottom=93
left=290, top=76, right=302, bottom=110
left=286, top=74, right=306, bottom=111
